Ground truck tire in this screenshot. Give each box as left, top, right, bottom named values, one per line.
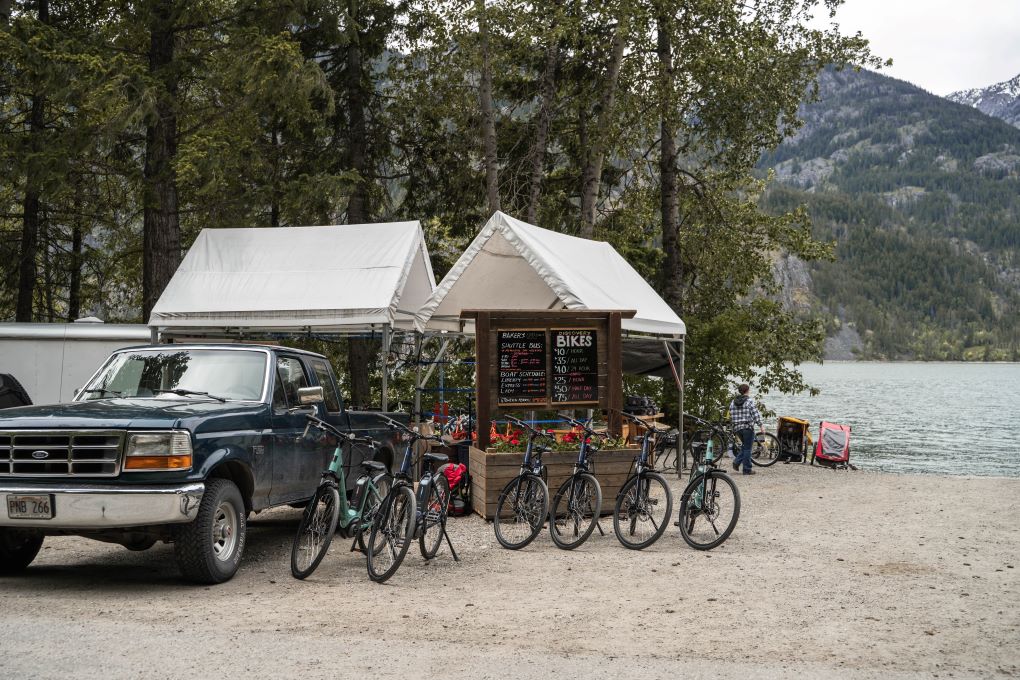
left=0, top=529, right=44, bottom=574
left=174, top=479, right=246, bottom=584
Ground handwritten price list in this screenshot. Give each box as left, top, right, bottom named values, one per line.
left=497, top=330, right=548, bottom=405
left=551, top=330, right=598, bottom=404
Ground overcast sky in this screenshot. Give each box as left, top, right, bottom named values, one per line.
left=813, top=0, right=1020, bottom=95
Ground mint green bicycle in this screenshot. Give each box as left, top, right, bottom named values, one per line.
left=290, top=414, right=392, bottom=579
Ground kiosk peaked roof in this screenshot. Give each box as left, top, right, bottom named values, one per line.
left=149, top=222, right=436, bottom=333
left=415, top=212, right=685, bottom=336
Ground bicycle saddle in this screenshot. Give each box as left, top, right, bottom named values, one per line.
left=423, top=452, right=449, bottom=464
left=360, top=460, right=387, bottom=472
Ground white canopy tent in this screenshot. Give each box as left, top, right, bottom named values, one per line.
left=149, top=221, right=436, bottom=334
left=148, top=221, right=436, bottom=411
left=415, top=211, right=685, bottom=337
left=411, top=212, right=686, bottom=427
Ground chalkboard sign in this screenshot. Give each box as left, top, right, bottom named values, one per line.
left=497, top=330, right=548, bottom=405
left=551, top=329, right=599, bottom=404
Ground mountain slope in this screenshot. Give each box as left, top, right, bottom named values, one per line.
left=948, top=73, right=1020, bottom=129
left=760, top=68, right=1020, bottom=360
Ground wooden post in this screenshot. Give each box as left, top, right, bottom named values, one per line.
left=607, top=312, right=622, bottom=438
left=475, top=311, right=491, bottom=451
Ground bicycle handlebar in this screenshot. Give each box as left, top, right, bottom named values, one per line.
left=560, top=416, right=608, bottom=440
left=616, top=410, right=671, bottom=434
left=378, top=414, right=444, bottom=445
left=303, top=414, right=380, bottom=449
left=504, top=415, right=555, bottom=440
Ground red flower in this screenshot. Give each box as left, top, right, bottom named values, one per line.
left=510, top=439, right=519, bottom=446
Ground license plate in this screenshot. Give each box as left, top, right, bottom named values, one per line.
left=6, top=494, right=54, bottom=520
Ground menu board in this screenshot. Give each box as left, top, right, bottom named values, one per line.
left=551, top=329, right=599, bottom=404
left=497, top=330, right=548, bottom=405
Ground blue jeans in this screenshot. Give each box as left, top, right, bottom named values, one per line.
left=735, top=428, right=755, bottom=472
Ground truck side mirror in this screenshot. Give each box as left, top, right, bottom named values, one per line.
left=297, top=386, right=324, bottom=405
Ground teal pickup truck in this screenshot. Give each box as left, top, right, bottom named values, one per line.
left=0, top=344, right=406, bottom=583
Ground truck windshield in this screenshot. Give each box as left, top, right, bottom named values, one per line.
left=81, top=349, right=267, bottom=402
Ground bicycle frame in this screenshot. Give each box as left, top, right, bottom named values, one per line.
left=689, top=425, right=725, bottom=510
left=562, top=419, right=604, bottom=516
left=321, top=440, right=385, bottom=531
left=620, top=413, right=665, bottom=493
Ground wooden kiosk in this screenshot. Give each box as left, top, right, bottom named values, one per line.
left=463, top=309, right=637, bottom=519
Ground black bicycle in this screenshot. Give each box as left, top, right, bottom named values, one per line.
left=613, top=412, right=674, bottom=550
left=677, top=414, right=741, bottom=550
left=548, top=417, right=607, bottom=550
left=493, top=415, right=553, bottom=550
left=366, top=416, right=459, bottom=583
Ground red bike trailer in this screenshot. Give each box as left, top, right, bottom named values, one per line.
left=812, top=421, right=852, bottom=468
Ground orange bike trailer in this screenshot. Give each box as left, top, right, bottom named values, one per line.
left=812, top=421, right=852, bottom=468
left=776, top=416, right=811, bottom=463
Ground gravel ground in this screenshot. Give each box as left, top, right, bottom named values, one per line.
left=1, top=464, right=1018, bottom=679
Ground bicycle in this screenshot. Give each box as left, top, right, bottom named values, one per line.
left=548, top=416, right=608, bottom=550
left=676, top=413, right=741, bottom=550
left=683, top=415, right=781, bottom=471
left=613, top=412, right=674, bottom=550
left=366, top=416, right=459, bottom=583
left=492, top=415, right=554, bottom=550
left=290, top=414, right=392, bottom=579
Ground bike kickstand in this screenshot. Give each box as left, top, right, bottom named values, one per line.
left=443, top=525, right=460, bottom=562
left=595, top=520, right=606, bottom=537
left=349, top=534, right=361, bottom=553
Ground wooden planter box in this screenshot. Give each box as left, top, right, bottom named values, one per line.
left=468, top=445, right=639, bottom=520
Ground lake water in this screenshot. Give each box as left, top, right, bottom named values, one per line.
left=761, top=362, right=1019, bottom=478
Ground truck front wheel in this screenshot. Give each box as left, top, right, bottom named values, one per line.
left=0, top=529, right=44, bottom=575
left=174, top=479, right=246, bottom=584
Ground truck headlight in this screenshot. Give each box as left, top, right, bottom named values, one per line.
left=124, top=431, right=193, bottom=471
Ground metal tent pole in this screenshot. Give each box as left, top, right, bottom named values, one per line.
left=413, top=333, right=423, bottom=421
left=678, top=337, right=685, bottom=454
left=381, top=326, right=391, bottom=411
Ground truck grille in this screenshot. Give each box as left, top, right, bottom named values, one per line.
left=0, top=431, right=124, bottom=477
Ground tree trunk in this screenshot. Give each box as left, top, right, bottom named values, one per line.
left=142, top=0, right=181, bottom=321
left=15, top=0, right=49, bottom=322
left=0, top=0, right=12, bottom=25
left=477, top=0, right=500, bottom=215
left=578, top=20, right=626, bottom=238
left=344, top=0, right=377, bottom=408
left=525, top=18, right=561, bottom=225
left=657, top=13, right=682, bottom=311
left=270, top=125, right=281, bottom=228
left=68, top=181, right=83, bottom=321
left=41, top=217, right=54, bottom=321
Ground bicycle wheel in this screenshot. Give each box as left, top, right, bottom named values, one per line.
left=356, top=473, right=392, bottom=555
left=613, top=471, right=673, bottom=550
left=549, top=472, right=602, bottom=550
left=366, top=484, right=415, bottom=583
left=290, top=482, right=341, bottom=580
left=751, top=432, right=781, bottom=467
left=494, top=473, right=549, bottom=550
left=419, top=473, right=451, bottom=559
left=677, top=470, right=740, bottom=550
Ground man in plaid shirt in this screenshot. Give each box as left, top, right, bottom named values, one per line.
left=729, top=383, right=764, bottom=475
